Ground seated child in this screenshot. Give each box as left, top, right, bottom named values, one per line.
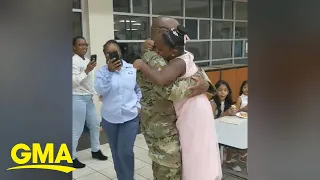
left=236, top=80, right=248, bottom=112
left=210, top=80, right=242, bottom=172
left=210, top=80, right=237, bottom=118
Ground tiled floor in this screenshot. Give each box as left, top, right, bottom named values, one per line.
left=73, top=134, right=246, bottom=180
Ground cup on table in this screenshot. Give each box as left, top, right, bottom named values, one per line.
left=230, top=105, right=238, bottom=115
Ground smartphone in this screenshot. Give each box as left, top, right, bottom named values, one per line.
left=108, top=51, right=122, bottom=66
left=108, top=51, right=120, bottom=62
left=90, top=54, right=97, bottom=63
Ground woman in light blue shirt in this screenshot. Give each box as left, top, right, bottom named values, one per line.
left=94, top=40, right=141, bottom=180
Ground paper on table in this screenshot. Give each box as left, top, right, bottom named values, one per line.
left=219, top=117, right=245, bottom=125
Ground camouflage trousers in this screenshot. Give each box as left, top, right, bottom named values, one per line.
left=139, top=109, right=182, bottom=180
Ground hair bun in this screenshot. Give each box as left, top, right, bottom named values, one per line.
left=177, top=25, right=188, bottom=36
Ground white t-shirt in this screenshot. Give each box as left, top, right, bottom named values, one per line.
left=220, top=101, right=225, bottom=113
left=213, top=100, right=225, bottom=116
left=72, top=54, right=96, bottom=95
left=240, top=94, right=248, bottom=109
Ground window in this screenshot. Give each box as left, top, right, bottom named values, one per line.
left=118, top=42, right=142, bottom=61
left=113, top=0, right=248, bottom=66
left=73, top=13, right=83, bottom=37
left=236, top=2, right=247, bottom=20
left=234, top=58, right=247, bottom=64
left=211, top=60, right=233, bottom=65
left=152, top=0, right=183, bottom=16
left=224, top=0, right=233, bottom=19
left=186, top=42, right=210, bottom=61
left=199, top=20, right=210, bottom=39
left=235, top=22, right=247, bottom=39
left=185, top=20, right=198, bottom=39
left=234, top=40, right=243, bottom=57
left=212, top=41, right=232, bottom=59
left=73, top=0, right=82, bottom=37
left=133, top=0, right=149, bottom=14
left=114, top=15, right=150, bottom=40
left=72, top=0, right=81, bottom=9
left=212, top=21, right=233, bottom=39
left=113, top=0, right=130, bottom=12
left=185, top=0, right=210, bottom=18
left=212, top=0, right=223, bottom=19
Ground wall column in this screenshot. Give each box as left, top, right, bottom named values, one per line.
left=87, top=0, right=114, bottom=118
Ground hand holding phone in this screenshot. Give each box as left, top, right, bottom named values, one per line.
left=85, top=61, right=96, bottom=74
left=107, top=51, right=121, bottom=72
left=108, top=59, right=121, bottom=72
left=108, top=51, right=120, bottom=62
left=85, top=54, right=97, bottom=74
left=90, top=54, right=97, bottom=63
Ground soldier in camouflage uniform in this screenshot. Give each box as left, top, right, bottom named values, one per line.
left=136, top=16, right=216, bottom=180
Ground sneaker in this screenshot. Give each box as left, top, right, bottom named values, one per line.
left=92, top=150, right=108, bottom=160
left=73, top=158, right=85, bottom=169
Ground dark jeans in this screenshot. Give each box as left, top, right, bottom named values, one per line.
left=101, top=116, right=139, bottom=180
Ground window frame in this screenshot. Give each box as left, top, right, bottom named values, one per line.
left=73, top=0, right=90, bottom=55
left=113, top=0, right=248, bottom=66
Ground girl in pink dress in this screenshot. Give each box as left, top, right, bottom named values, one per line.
left=133, top=25, right=222, bottom=180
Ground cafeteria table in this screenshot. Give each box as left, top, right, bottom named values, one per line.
left=214, top=116, right=248, bottom=179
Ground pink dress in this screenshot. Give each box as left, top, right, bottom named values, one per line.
left=174, top=52, right=222, bottom=180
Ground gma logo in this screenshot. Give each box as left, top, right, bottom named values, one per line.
left=7, top=143, right=76, bottom=173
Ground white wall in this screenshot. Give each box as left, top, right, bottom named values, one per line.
left=85, top=0, right=114, bottom=119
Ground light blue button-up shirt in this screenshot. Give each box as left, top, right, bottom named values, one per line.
left=94, top=60, right=142, bottom=124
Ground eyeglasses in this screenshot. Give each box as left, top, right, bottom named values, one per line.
left=77, top=43, right=89, bottom=47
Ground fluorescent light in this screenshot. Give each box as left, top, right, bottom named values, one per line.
left=119, top=20, right=137, bottom=23
left=114, top=29, right=119, bottom=31
left=126, top=29, right=138, bottom=31
left=132, top=23, right=141, bottom=25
